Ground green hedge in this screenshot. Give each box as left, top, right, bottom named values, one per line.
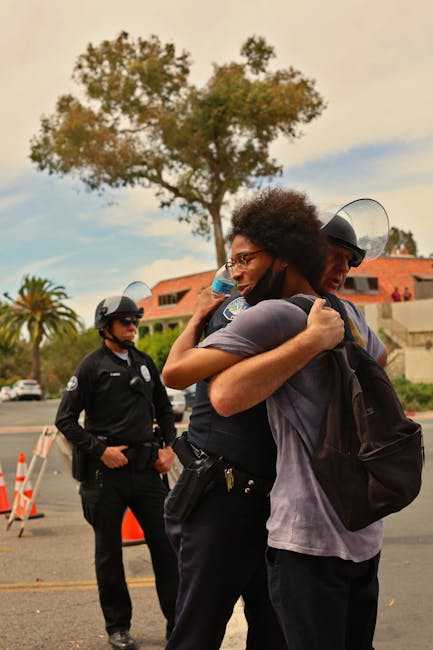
left=393, top=377, right=433, bottom=411
left=137, top=327, right=182, bottom=371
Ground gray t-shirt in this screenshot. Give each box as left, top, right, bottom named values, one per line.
left=200, top=296, right=385, bottom=562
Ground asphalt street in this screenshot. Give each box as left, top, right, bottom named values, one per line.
left=0, top=402, right=244, bottom=650
left=0, top=401, right=432, bottom=649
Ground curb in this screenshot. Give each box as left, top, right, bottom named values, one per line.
left=0, top=426, right=47, bottom=434
left=405, top=411, right=433, bottom=420
left=0, top=422, right=188, bottom=435
left=0, top=415, right=431, bottom=435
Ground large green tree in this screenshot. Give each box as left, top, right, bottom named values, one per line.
left=385, top=227, right=418, bottom=256
left=30, top=33, right=325, bottom=266
left=0, top=276, right=80, bottom=386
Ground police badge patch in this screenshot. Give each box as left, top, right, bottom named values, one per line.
left=223, top=296, right=250, bottom=321
left=140, top=365, right=151, bottom=382
left=66, top=376, right=78, bottom=391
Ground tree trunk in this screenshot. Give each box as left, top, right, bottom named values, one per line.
left=211, top=208, right=227, bottom=268
left=31, top=333, right=42, bottom=386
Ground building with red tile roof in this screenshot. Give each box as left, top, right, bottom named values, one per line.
left=140, top=270, right=215, bottom=333
left=339, top=256, right=433, bottom=304
left=139, top=256, right=433, bottom=332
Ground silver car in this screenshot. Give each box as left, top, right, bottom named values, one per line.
left=165, top=386, right=186, bottom=422
left=12, top=379, right=43, bottom=401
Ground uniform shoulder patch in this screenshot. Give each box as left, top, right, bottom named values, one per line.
left=140, top=365, right=151, bottom=382
left=66, top=376, right=78, bottom=392
left=223, top=296, right=250, bottom=321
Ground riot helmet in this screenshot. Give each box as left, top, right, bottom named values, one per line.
left=321, top=215, right=366, bottom=267
left=320, top=198, right=389, bottom=268
left=94, top=295, right=143, bottom=330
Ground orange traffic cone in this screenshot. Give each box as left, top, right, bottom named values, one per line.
left=13, top=452, right=44, bottom=520
left=0, top=460, right=12, bottom=515
left=121, top=509, right=145, bottom=547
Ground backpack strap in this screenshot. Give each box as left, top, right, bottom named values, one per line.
left=321, top=293, right=355, bottom=343
left=287, top=294, right=354, bottom=343
left=286, top=295, right=315, bottom=314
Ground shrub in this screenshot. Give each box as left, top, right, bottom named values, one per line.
left=41, top=328, right=100, bottom=397
left=393, top=377, right=433, bottom=411
left=137, top=327, right=182, bottom=371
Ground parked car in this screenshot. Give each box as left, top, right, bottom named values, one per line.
left=11, top=379, right=42, bottom=401
left=0, top=386, right=13, bottom=402
left=165, top=386, right=186, bottom=422
left=184, top=384, right=197, bottom=409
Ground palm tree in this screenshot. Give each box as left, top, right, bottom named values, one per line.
left=1, top=276, right=80, bottom=385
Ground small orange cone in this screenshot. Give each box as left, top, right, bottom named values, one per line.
left=121, top=509, right=145, bottom=547
left=0, top=460, right=11, bottom=515
left=13, top=452, right=44, bottom=520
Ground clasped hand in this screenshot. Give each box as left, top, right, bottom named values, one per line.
left=307, top=298, right=345, bottom=350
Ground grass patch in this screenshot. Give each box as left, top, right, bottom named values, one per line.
left=393, top=377, right=433, bottom=411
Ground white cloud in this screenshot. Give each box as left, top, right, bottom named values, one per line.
left=3, top=0, right=433, bottom=176
left=2, top=0, right=433, bottom=301
left=374, top=139, right=433, bottom=184
left=3, top=255, right=72, bottom=290
left=0, top=191, right=29, bottom=214
left=67, top=290, right=114, bottom=329
left=132, top=256, right=213, bottom=288
left=86, top=186, right=217, bottom=254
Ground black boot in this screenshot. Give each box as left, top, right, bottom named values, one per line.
left=108, top=630, right=136, bottom=649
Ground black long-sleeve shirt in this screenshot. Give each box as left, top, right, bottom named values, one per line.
left=55, top=344, right=176, bottom=459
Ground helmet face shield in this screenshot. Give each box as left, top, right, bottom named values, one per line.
left=123, top=281, right=151, bottom=304
left=94, top=281, right=151, bottom=330
left=320, top=198, right=389, bottom=266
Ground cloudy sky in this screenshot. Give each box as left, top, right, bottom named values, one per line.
left=1, top=1, right=432, bottom=324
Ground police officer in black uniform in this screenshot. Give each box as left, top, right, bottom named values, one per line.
left=163, top=261, right=288, bottom=649
left=55, top=295, right=178, bottom=650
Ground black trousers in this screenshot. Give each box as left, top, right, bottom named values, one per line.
left=80, top=465, right=178, bottom=635
left=267, top=548, right=380, bottom=650
left=165, top=481, right=287, bottom=650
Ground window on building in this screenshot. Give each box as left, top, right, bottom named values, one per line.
left=158, top=289, right=189, bottom=306
left=342, top=276, right=379, bottom=294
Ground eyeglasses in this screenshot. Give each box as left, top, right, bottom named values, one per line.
left=225, top=250, right=266, bottom=272
left=118, top=317, right=140, bottom=327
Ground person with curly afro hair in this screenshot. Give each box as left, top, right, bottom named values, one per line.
left=227, top=187, right=327, bottom=303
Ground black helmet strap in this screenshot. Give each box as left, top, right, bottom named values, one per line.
left=100, top=320, right=135, bottom=350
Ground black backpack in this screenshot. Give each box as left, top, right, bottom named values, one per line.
left=290, top=293, right=424, bottom=532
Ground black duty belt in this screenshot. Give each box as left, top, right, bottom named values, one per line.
left=95, top=437, right=159, bottom=469
left=172, top=433, right=273, bottom=498
left=215, top=463, right=273, bottom=497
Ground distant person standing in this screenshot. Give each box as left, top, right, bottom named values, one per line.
left=403, top=287, right=412, bottom=301
left=391, top=287, right=401, bottom=302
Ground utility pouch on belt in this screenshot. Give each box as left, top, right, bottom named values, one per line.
left=165, top=441, right=220, bottom=521
left=172, top=431, right=200, bottom=468
left=72, top=446, right=92, bottom=482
